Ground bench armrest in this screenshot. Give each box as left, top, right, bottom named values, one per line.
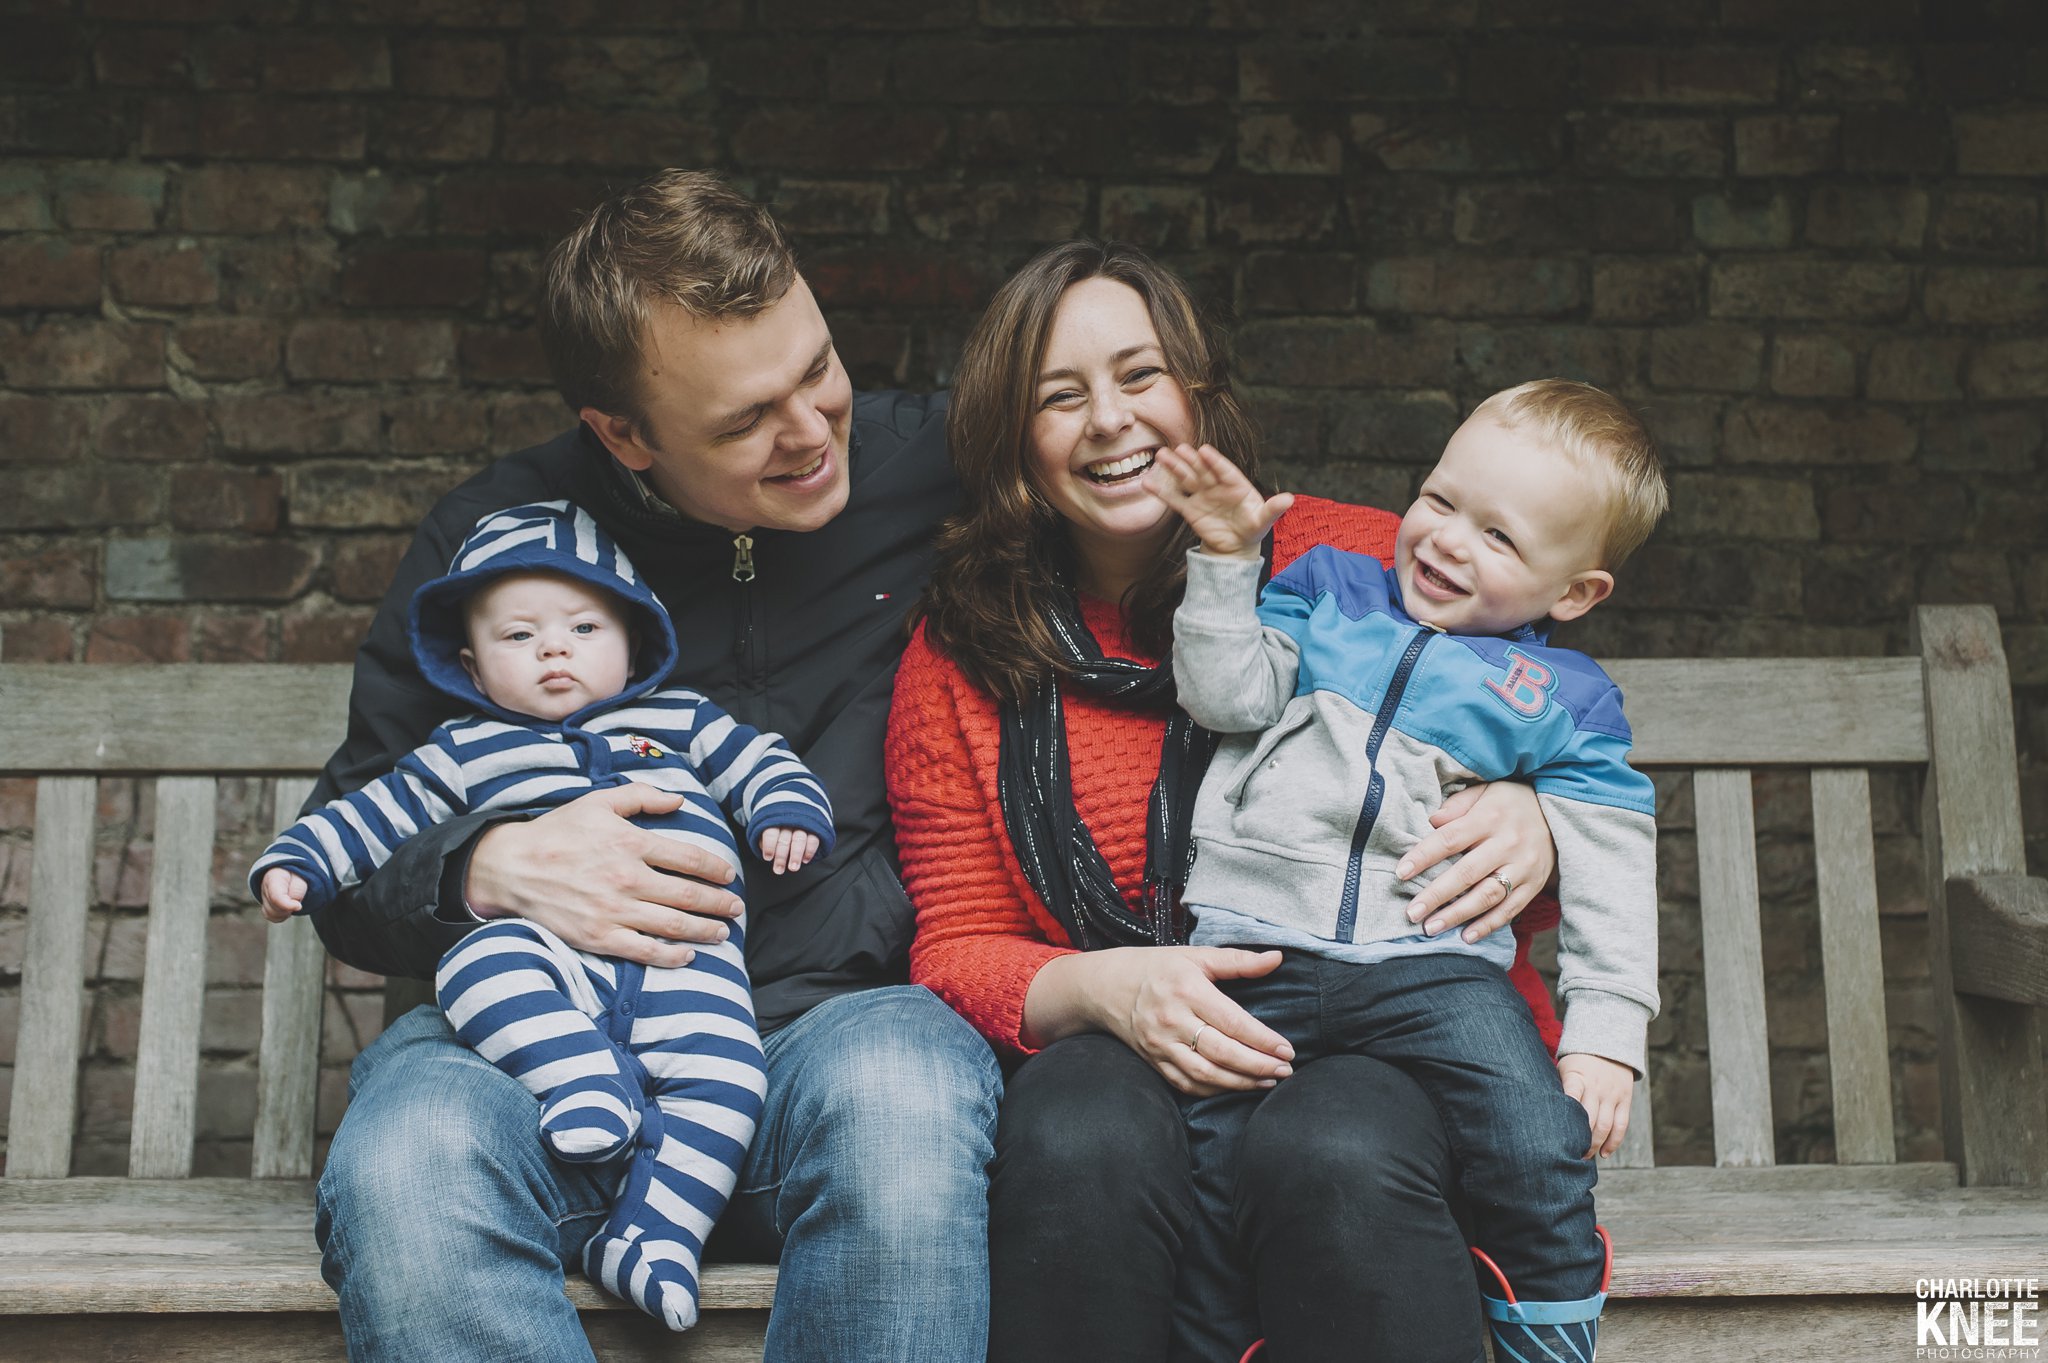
left=1949, top=874, right=2048, bottom=1008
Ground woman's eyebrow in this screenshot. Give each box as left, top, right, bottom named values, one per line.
left=1037, top=343, right=1158, bottom=384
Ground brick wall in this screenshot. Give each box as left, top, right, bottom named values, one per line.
left=1, top=2, right=2043, bottom=1173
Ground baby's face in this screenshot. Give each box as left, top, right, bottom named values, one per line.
left=1395, top=416, right=1613, bottom=637
left=460, top=572, right=634, bottom=722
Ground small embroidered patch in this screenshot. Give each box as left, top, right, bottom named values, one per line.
left=1483, top=646, right=1553, bottom=718
left=627, top=735, right=666, bottom=759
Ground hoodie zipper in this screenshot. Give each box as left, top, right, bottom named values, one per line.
left=732, top=532, right=766, bottom=685
left=1334, top=625, right=1432, bottom=943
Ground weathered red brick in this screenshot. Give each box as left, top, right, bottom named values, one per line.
left=261, top=32, right=392, bottom=92
left=1238, top=318, right=1458, bottom=388
left=1650, top=326, right=1764, bottom=392
left=903, top=180, right=1088, bottom=242
left=327, top=534, right=410, bottom=602
left=1576, top=115, right=1726, bottom=178
left=1236, top=113, right=1345, bottom=175
left=177, top=164, right=329, bottom=232
left=192, top=612, right=270, bottom=662
left=97, top=394, right=211, bottom=462
left=170, top=468, right=283, bottom=532
left=1244, top=252, right=1358, bottom=315
left=1456, top=325, right=1643, bottom=391
left=1841, top=111, right=1948, bottom=175
left=435, top=173, right=608, bottom=236
left=521, top=34, right=708, bottom=104
left=1732, top=115, right=1837, bottom=176
left=1212, top=179, right=1342, bottom=245
left=1805, top=186, right=1929, bottom=252
left=372, top=100, right=498, bottom=163
left=11, top=94, right=128, bottom=157
left=55, top=164, right=165, bottom=230
left=1795, top=44, right=1914, bottom=102
left=1924, top=268, right=2048, bottom=325
left=0, top=320, right=165, bottom=389
left=287, top=463, right=463, bottom=529
left=1238, top=39, right=1457, bottom=103
left=1582, top=46, right=1779, bottom=105
left=0, top=395, right=90, bottom=462
left=1, top=616, right=77, bottom=661
left=1954, top=110, right=2048, bottom=177
left=282, top=607, right=376, bottom=663
left=393, top=36, right=508, bottom=99
left=86, top=613, right=191, bottom=663
left=1866, top=339, right=1966, bottom=402
left=215, top=394, right=381, bottom=458
left=0, top=466, right=163, bottom=529
left=1690, top=191, right=1793, bottom=250
left=286, top=320, right=455, bottom=382
left=1668, top=473, right=1819, bottom=540
left=0, top=166, right=53, bottom=231
left=107, top=240, right=218, bottom=307
left=955, top=109, right=1122, bottom=175
left=1453, top=183, right=1683, bottom=252
left=1366, top=256, right=1581, bottom=318
left=733, top=108, right=948, bottom=173
left=1921, top=408, right=2042, bottom=473
left=490, top=392, right=571, bottom=450
left=1590, top=259, right=1698, bottom=322
left=383, top=392, right=493, bottom=455
left=171, top=318, right=282, bottom=381
left=328, top=171, right=432, bottom=236
left=803, top=247, right=1003, bottom=309
left=106, top=536, right=317, bottom=603
left=91, top=27, right=193, bottom=88
left=456, top=326, right=548, bottom=385
left=1351, top=111, right=1561, bottom=174
left=501, top=106, right=711, bottom=166
left=1967, top=340, right=2048, bottom=400
left=1708, top=261, right=1911, bottom=322
left=1932, top=192, right=2038, bottom=259
left=1823, top=481, right=1970, bottom=545
left=140, top=95, right=367, bottom=161
left=0, top=542, right=96, bottom=607
left=1723, top=402, right=1917, bottom=466
left=0, top=237, right=101, bottom=309
left=1100, top=185, right=1206, bottom=252
left=770, top=179, right=891, bottom=237
left=337, top=247, right=489, bottom=308
left=1769, top=334, right=1857, bottom=398
left=213, top=239, right=341, bottom=314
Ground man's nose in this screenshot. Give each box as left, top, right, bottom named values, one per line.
left=784, top=393, right=831, bottom=449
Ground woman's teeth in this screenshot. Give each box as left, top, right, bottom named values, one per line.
left=1084, top=450, right=1155, bottom=483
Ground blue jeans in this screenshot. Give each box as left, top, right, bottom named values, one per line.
left=1192, top=951, right=1602, bottom=1305
left=316, top=987, right=1002, bottom=1362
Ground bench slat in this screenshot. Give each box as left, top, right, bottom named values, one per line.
left=1811, top=769, right=1896, bottom=1165
left=0, top=666, right=352, bottom=774
left=127, top=777, right=218, bottom=1179
left=1607, top=658, right=1925, bottom=766
left=6, top=778, right=97, bottom=1179
left=1695, top=769, right=1775, bottom=1168
left=252, top=779, right=327, bottom=1180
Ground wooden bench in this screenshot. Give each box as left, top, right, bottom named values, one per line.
left=3, top=604, right=2046, bottom=1361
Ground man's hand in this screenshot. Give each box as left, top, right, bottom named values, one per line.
left=1558, top=1052, right=1635, bottom=1158
left=465, top=784, right=743, bottom=967
left=758, top=827, right=821, bottom=875
left=1142, top=443, right=1293, bottom=559
left=259, top=868, right=307, bottom=923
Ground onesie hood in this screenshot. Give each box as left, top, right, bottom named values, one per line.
left=409, top=500, right=678, bottom=726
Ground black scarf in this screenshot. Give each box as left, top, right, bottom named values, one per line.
left=996, top=544, right=1270, bottom=951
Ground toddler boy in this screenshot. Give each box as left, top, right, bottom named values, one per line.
left=252, top=500, right=834, bottom=1332
left=1146, top=379, right=1667, bottom=1362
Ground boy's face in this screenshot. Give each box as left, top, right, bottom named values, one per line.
left=460, top=572, right=635, bottom=722
left=1394, top=416, right=1615, bottom=637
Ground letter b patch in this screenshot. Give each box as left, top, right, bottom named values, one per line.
left=1484, top=647, right=1552, bottom=718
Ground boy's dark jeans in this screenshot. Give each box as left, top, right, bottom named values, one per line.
left=1193, top=950, right=1606, bottom=1305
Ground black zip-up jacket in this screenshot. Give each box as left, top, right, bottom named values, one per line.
left=308, top=391, right=956, bottom=1033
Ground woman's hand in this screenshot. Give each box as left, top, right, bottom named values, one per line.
left=1397, top=780, right=1557, bottom=943
left=1025, top=946, right=1295, bottom=1096
left=466, top=784, right=744, bottom=967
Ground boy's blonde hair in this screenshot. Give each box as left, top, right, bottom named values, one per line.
left=1469, top=379, right=1668, bottom=567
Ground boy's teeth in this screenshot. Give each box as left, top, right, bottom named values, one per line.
left=1085, top=450, right=1155, bottom=481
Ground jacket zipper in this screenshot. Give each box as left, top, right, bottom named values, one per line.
left=1334, top=626, right=1432, bottom=943
left=732, top=532, right=765, bottom=686
left=731, top=533, right=756, bottom=583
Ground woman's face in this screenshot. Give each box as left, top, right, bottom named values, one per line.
left=1027, top=277, right=1197, bottom=574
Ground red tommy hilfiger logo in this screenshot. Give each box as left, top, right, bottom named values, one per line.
left=1484, top=647, right=1553, bottom=717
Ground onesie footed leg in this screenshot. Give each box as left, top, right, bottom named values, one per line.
left=538, top=1076, right=643, bottom=1163
left=1473, top=1225, right=1611, bottom=1362
left=585, top=1226, right=703, bottom=1332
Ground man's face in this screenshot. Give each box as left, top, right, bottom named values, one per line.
left=589, top=276, right=855, bottom=534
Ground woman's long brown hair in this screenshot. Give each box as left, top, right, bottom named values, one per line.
left=916, top=240, right=1265, bottom=704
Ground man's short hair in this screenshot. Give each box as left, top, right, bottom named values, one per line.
left=1470, top=379, right=1669, bottom=567
left=541, top=169, right=798, bottom=427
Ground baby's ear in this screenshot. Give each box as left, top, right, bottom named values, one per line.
left=458, top=645, right=482, bottom=686
left=1547, top=569, right=1614, bottom=624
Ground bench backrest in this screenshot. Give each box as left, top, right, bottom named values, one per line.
left=0, top=607, right=2040, bottom=1185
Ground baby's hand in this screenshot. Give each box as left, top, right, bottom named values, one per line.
left=1141, top=443, right=1293, bottom=559
left=258, top=868, right=308, bottom=924
left=757, top=827, right=821, bottom=876
left=1558, top=1053, right=1635, bottom=1158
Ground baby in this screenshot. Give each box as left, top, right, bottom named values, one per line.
left=1146, top=379, right=1667, bottom=1362
left=251, top=500, right=834, bottom=1332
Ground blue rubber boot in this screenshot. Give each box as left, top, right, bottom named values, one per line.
left=1472, top=1225, right=1611, bottom=1363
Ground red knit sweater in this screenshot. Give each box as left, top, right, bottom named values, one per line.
left=886, top=496, right=1564, bottom=1055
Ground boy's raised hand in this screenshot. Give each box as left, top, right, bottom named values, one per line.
left=1142, top=443, right=1293, bottom=559
left=1558, top=1052, right=1635, bottom=1158
left=258, top=867, right=308, bottom=924
left=758, top=827, right=820, bottom=876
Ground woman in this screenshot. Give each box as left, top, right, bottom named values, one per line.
left=886, top=241, right=1564, bottom=1362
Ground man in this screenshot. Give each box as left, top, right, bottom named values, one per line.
left=309, top=169, right=1001, bottom=1363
